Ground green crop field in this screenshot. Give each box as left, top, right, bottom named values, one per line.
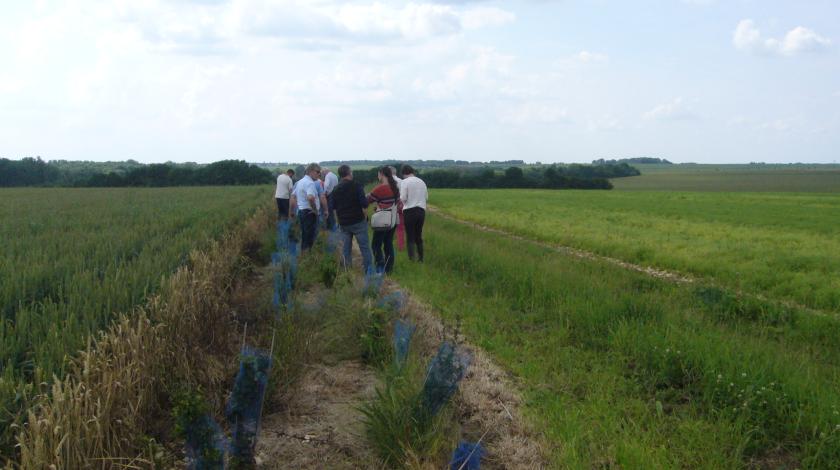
left=394, top=215, right=840, bottom=468
left=612, top=164, right=840, bottom=192
left=430, top=189, right=840, bottom=313
left=0, top=186, right=268, bottom=448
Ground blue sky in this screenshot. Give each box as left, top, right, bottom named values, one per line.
left=1, top=0, right=838, bottom=164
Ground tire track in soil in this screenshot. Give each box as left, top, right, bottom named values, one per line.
left=428, top=206, right=693, bottom=284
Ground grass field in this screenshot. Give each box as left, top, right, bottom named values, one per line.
left=612, top=164, right=840, bottom=192
left=430, top=189, right=840, bottom=313
left=0, top=186, right=268, bottom=450
left=394, top=215, right=840, bottom=468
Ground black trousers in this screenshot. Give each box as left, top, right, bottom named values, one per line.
left=299, top=210, right=318, bottom=250
left=371, top=227, right=396, bottom=273
left=276, top=198, right=290, bottom=219
left=403, top=207, right=425, bottom=261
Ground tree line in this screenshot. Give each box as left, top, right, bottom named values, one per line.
left=0, top=158, right=272, bottom=187
left=341, top=162, right=639, bottom=190
left=592, top=157, right=671, bottom=165
left=2, top=157, right=638, bottom=189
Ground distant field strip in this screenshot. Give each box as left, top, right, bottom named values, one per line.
left=431, top=189, right=840, bottom=312
left=429, top=206, right=694, bottom=284
left=0, top=186, right=268, bottom=443
left=394, top=215, right=840, bottom=468
left=612, top=164, right=840, bottom=192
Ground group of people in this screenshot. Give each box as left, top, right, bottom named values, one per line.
left=274, top=163, right=428, bottom=275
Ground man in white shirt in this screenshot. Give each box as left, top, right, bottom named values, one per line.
left=322, top=167, right=339, bottom=230
left=289, top=163, right=322, bottom=251
left=399, top=164, right=428, bottom=262
left=275, top=169, right=295, bottom=220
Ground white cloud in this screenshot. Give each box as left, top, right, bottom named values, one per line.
left=781, top=26, right=832, bottom=55
left=576, top=50, right=608, bottom=63
left=727, top=115, right=749, bottom=127
left=500, top=102, right=569, bottom=125
left=460, top=7, right=515, bottom=30
left=734, top=19, right=831, bottom=56
left=0, top=75, right=24, bottom=94
left=758, top=118, right=794, bottom=132
left=643, top=97, right=697, bottom=121
left=411, top=47, right=515, bottom=100
left=101, top=1, right=517, bottom=54
left=587, top=115, right=623, bottom=132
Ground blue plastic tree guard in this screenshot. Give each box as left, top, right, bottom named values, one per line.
left=449, top=441, right=485, bottom=470
left=184, top=414, right=228, bottom=470
left=392, top=319, right=415, bottom=367
left=422, top=342, right=471, bottom=416
left=273, top=271, right=281, bottom=307
left=276, top=220, right=291, bottom=252
left=377, top=290, right=406, bottom=312
left=363, top=267, right=384, bottom=298
left=272, top=271, right=293, bottom=314
left=325, top=228, right=341, bottom=254
left=226, top=346, right=272, bottom=464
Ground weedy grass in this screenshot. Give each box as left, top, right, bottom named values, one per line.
left=431, top=188, right=840, bottom=312
left=393, top=215, right=840, bottom=468
left=294, top=245, right=460, bottom=468
left=359, top=362, right=455, bottom=469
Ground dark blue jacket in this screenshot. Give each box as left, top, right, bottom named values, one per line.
left=331, top=179, right=368, bottom=226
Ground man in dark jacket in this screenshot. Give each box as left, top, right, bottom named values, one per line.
left=331, top=165, right=373, bottom=273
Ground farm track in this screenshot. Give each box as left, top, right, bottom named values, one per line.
left=253, top=238, right=544, bottom=468
left=428, top=205, right=836, bottom=319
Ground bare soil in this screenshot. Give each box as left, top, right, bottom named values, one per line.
left=255, top=361, right=381, bottom=469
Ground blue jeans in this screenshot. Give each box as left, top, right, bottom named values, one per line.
left=340, top=220, right=373, bottom=273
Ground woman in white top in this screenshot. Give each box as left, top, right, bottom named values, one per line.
left=399, top=164, right=428, bottom=262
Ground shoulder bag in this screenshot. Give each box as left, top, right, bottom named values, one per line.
left=370, top=204, right=398, bottom=231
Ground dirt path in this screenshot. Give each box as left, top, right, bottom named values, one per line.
left=248, top=239, right=545, bottom=469
left=255, top=361, right=380, bottom=469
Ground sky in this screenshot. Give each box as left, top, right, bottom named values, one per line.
left=1, top=0, right=838, bottom=164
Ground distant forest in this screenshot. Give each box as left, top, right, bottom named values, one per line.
left=1, top=157, right=639, bottom=190
left=592, top=157, right=672, bottom=165
left=0, top=158, right=272, bottom=187
left=348, top=162, right=640, bottom=190
left=315, top=159, right=526, bottom=169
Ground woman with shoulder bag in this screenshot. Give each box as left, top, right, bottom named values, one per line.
left=367, top=166, right=400, bottom=274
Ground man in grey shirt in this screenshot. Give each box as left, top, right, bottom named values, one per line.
left=323, top=167, right=339, bottom=230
